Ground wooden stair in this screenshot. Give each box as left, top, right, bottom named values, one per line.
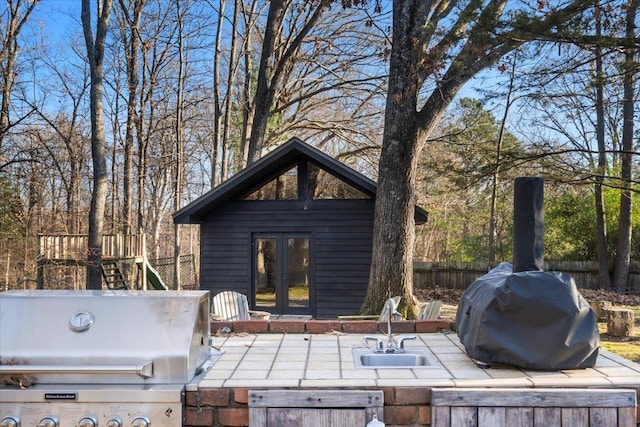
left=101, top=259, right=129, bottom=289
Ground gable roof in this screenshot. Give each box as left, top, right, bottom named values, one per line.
left=173, top=137, right=428, bottom=224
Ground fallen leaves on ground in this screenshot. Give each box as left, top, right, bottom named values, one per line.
left=578, top=289, right=640, bottom=306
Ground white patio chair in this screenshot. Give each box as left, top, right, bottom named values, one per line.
left=378, top=296, right=403, bottom=322
left=212, top=290, right=270, bottom=321
left=418, top=300, right=443, bottom=320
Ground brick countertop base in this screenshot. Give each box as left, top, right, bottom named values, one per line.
left=184, top=386, right=435, bottom=427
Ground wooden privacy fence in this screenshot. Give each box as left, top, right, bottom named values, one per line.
left=414, top=261, right=640, bottom=294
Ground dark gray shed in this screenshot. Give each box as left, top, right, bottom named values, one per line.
left=174, top=137, right=427, bottom=318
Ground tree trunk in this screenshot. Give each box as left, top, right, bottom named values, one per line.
left=211, top=0, right=226, bottom=186
left=490, top=54, right=517, bottom=263
left=246, top=0, right=287, bottom=163
left=240, top=44, right=254, bottom=169
left=240, top=48, right=253, bottom=169
left=82, top=0, right=113, bottom=290
left=593, top=2, right=611, bottom=290
left=110, top=89, right=118, bottom=231
left=221, top=0, right=240, bottom=181
left=362, top=0, right=478, bottom=317
left=136, top=44, right=150, bottom=232
left=173, top=0, right=186, bottom=290
left=364, top=127, right=421, bottom=317
left=589, top=300, right=611, bottom=321
left=239, top=0, right=259, bottom=170
left=612, top=0, right=637, bottom=293
left=361, top=0, right=430, bottom=318
left=605, top=308, right=635, bottom=337
left=118, top=0, right=143, bottom=235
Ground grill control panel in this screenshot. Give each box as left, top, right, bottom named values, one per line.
left=0, top=402, right=181, bottom=427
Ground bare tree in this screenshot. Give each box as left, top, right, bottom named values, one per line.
left=593, top=1, right=611, bottom=290
left=238, top=0, right=260, bottom=169
left=489, top=53, right=518, bottom=263
left=612, top=0, right=638, bottom=292
left=115, top=0, right=213, bottom=262
left=205, top=0, right=252, bottom=184
left=513, top=1, right=637, bottom=290
left=361, top=0, right=592, bottom=317
left=116, top=0, right=144, bottom=235
left=173, top=0, right=186, bottom=289
left=0, top=0, right=40, bottom=148
left=210, top=0, right=226, bottom=186
left=82, top=0, right=113, bottom=290
left=246, top=0, right=331, bottom=163
left=19, top=42, right=92, bottom=235
left=263, top=5, right=390, bottom=159
left=131, top=0, right=176, bottom=245
left=219, top=0, right=242, bottom=181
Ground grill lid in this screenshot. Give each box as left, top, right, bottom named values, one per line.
left=0, top=290, right=211, bottom=385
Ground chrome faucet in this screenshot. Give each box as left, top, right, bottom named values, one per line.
left=386, top=297, right=399, bottom=351
left=365, top=336, right=384, bottom=351
left=365, top=297, right=416, bottom=353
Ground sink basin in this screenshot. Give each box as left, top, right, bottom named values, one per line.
left=352, top=347, right=439, bottom=369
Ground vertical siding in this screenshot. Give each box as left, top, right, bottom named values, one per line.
left=200, top=220, right=251, bottom=295
left=199, top=200, right=374, bottom=318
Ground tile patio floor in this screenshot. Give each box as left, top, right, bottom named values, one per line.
left=190, top=332, right=640, bottom=391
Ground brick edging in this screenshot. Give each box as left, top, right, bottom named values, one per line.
left=210, top=319, right=455, bottom=335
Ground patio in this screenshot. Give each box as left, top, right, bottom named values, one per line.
left=183, top=323, right=640, bottom=426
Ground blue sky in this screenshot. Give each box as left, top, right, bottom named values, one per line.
left=31, top=1, right=85, bottom=51
left=26, top=0, right=500, bottom=130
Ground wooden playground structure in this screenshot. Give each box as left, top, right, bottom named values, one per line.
left=37, top=234, right=168, bottom=290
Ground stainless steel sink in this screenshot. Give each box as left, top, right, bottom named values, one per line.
left=352, top=348, right=439, bottom=369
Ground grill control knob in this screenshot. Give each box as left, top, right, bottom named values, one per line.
left=106, top=418, right=122, bottom=427
left=130, top=417, right=150, bottom=427
left=0, top=417, right=19, bottom=427
left=77, top=417, right=97, bottom=427
left=37, top=417, right=59, bottom=427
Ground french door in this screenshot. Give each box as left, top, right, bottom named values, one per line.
left=253, top=233, right=312, bottom=315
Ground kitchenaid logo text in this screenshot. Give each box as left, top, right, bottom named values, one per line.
left=45, top=393, right=77, bottom=400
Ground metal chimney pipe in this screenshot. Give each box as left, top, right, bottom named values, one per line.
left=513, top=177, right=544, bottom=272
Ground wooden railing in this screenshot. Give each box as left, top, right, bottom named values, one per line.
left=39, top=234, right=146, bottom=261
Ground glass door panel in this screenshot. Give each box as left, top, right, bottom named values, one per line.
left=286, top=237, right=309, bottom=308
left=255, top=237, right=277, bottom=307
left=253, top=233, right=312, bottom=315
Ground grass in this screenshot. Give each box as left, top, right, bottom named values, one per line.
left=601, top=340, right=640, bottom=362
left=255, top=286, right=309, bottom=305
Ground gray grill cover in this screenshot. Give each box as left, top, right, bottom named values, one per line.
left=456, top=262, right=600, bottom=370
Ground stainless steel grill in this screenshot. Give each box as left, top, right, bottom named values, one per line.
left=0, top=290, right=215, bottom=427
